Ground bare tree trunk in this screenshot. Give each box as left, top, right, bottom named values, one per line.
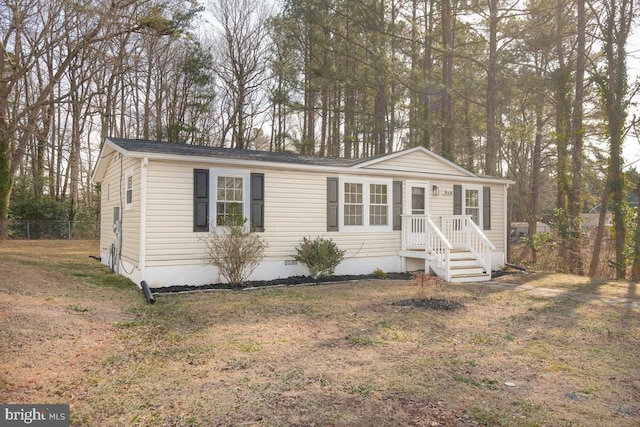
left=485, top=0, right=498, bottom=175
left=631, top=180, right=640, bottom=280
left=567, top=0, right=586, bottom=275
left=528, top=96, right=543, bottom=264
left=440, top=0, right=454, bottom=160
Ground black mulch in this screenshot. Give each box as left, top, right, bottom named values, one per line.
left=153, top=272, right=412, bottom=294
left=392, top=298, right=464, bottom=311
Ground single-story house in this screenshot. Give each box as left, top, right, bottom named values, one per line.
left=92, top=138, right=513, bottom=287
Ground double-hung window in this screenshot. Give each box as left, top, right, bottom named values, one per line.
left=125, top=168, right=134, bottom=210
left=344, top=183, right=363, bottom=226
left=339, top=178, right=392, bottom=231
left=369, top=184, right=388, bottom=226
left=465, top=188, right=480, bottom=226
left=216, top=176, right=244, bottom=226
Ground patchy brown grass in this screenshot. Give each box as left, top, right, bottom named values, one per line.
left=1, top=240, right=639, bottom=426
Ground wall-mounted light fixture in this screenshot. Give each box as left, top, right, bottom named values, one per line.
left=432, top=185, right=439, bottom=196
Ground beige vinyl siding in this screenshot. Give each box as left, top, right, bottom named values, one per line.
left=143, top=160, right=404, bottom=267
left=99, top=155, right=119, bottom=256
left=122, top=158, right=141, bottom=264
left=362, top=150, right=470, bottom=176
left=142, top=157, right=506, bottom=270
left=99, top=155, right=140, bottom=264
left=262, top=171, right=401, bottom=262
left=145, top=160, right=205, bottom=265
left=482, top=183, right=506, bottom=252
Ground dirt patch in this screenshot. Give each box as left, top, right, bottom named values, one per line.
left=0, top=240, right=137, bottom=405
left=392, top=297, right=464, bottom=311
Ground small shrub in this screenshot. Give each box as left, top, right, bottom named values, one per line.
left=202, top=224, right=267, bottom=287
left=373, top=268, right=387, bottom=278
left=293, top=236, right=346, bottom=279
left=411, top=271, right=441, bottom=298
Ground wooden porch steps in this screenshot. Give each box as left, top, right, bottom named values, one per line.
left=448, top=250, right=490, bottom=283
left=400, top=248, right=491, bottom=283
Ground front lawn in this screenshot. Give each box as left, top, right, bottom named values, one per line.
left=1, top=240, right=638, bottom=426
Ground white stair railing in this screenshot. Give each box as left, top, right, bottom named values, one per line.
left=440, top=215, right=495, bottom=273
left=402, top=215, right=453, bottom=281
left=466, top=220, right=496, bottom=272
left=426, top=216, right=453, bottom=281
left=440, top=215, right=471, bottom=248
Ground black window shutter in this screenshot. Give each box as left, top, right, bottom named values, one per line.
left=193, top=169, right=209, bottom=232
left=250, top=173, right=265, bottom=232
left=453, top=184, right=462, bottom=215
left=483, top=186, right=491, bottom=230
left=327, top=177, right=339, bottom=231
left=393, top=181, right=402, bottom=230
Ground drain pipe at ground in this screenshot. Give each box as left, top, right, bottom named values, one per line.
left=140, top=281, right=155, bottom=304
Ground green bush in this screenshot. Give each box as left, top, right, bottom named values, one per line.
left=293, top=236, right=346, bottom=279
left=373, top=268, right=387, bottom=278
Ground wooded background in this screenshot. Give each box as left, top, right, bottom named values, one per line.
left=1, top=0, right=638, bottom=277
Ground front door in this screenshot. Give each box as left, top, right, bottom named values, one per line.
left=407, top=182, right=429, bottom=235
left=408, top=182, right=429, bottom=215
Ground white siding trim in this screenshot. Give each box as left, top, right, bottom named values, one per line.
left=503, top=183, right=509, bottom=261
left=139, top=157, right=148, bottom=282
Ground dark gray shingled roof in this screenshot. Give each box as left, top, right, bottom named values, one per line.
left=108, top=138, right=366, bottom=167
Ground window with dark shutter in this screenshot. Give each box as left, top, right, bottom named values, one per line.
left=250, top=173, right=265, bottom=232
left=327, top=177, right=339, bottom=231
left=483, top=186, right=491, bottom=230
left=393, top=181, right=402, bottom=230
left=194, top=169, right=209, bottom=232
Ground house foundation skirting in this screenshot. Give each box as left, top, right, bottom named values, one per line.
left=100, top=254, right=406, bottom=288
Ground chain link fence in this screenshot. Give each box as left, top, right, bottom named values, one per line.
left=7, top=220, right=99, bottom=240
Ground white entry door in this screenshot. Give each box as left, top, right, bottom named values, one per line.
left=408, top=182, right=429, bottom=215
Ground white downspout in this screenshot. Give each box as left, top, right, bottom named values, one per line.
left=139, top=157, right=148, bottom=283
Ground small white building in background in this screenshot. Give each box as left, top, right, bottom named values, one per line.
left=92, top=138, right=513, bottom=287
left=510, top=222, right=551, bottom=239
left=580, top=212, right=613, bottom=230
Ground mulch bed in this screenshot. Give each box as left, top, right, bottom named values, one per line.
left=153, top=272, right=412, bottom=294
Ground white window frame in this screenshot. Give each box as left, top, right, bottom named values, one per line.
left=210, top=168, right=251, bottom=231
left=124, top=168, right=134, bottom=211
left=462, top=185, right=483, bottom=227
left=339, top=177, right=393, bottom=232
